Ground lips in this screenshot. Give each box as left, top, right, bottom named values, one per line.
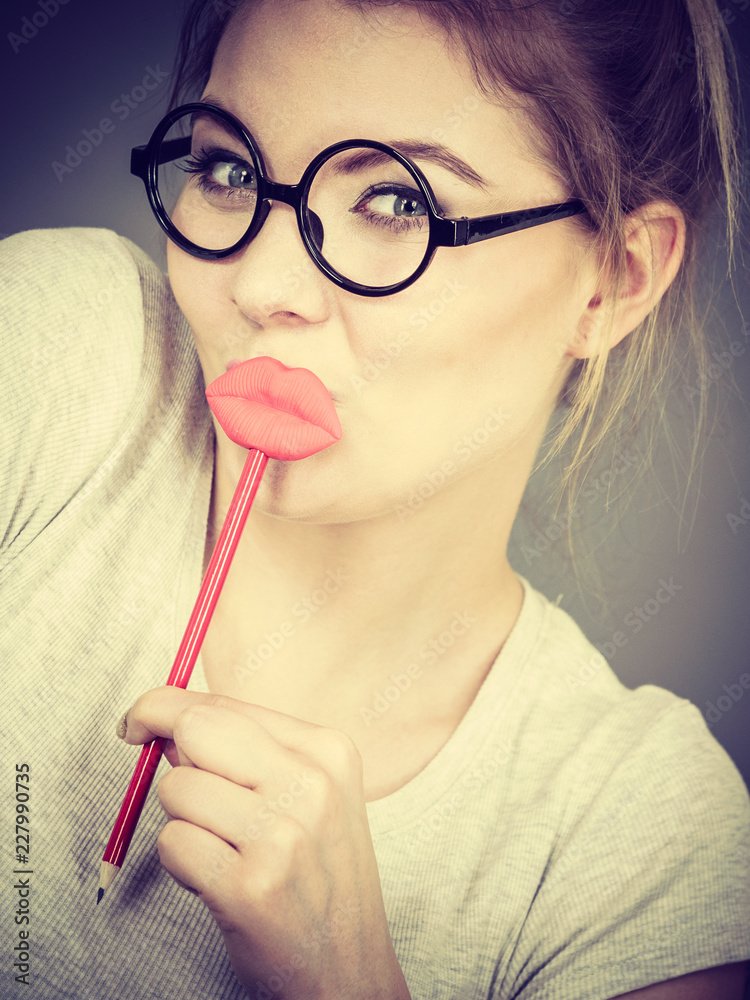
left=205, top=356, right=342, bottom=461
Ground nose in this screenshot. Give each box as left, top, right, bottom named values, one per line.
left=229, top=199, right=331, bottom=328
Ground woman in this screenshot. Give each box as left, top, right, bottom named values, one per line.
left=1, top=0, right=748, bottom=997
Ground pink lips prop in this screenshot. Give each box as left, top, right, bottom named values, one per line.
left=205, top=356, right=342, bottom=460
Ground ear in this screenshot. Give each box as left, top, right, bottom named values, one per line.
left=566, top=201, right=686, bottom=360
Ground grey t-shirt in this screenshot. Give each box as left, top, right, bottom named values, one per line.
left=1, top=228, right=748, bottom=999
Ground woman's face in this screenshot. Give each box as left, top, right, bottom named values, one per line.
left=168, top=0, right=596, bottom=524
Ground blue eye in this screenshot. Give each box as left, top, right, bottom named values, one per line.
left=351, top=184, right=428, bottom=232
left=366, top=190, right=426, bottom=218
left=180, top=147, right=257, bottom=199
left=209, top=160, right=256, bottom=190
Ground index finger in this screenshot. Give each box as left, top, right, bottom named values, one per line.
left=122, top=685, right=329, bottom=753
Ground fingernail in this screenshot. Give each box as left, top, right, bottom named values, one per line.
left=115, top=711, right=129, bottom=741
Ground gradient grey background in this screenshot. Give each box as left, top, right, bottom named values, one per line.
left=1, top=0, right=749, bottom=785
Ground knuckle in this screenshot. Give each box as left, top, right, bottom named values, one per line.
left=204, top=693, right=240, bottom=715
left=157, top=769, right=175, bottom=805
left=156, top=818, right=181, bottom=856
left=157, top=763, right=187, bottom=802
left=273, top=813, right=307, bottom=854
left=246, top=818, right=306, bottom=901
left=239, top=867, right=279, bottom=907
left=302, top=762, right=337, bottom=805
left=172, top=704, right=209, bottom=744
left=306, top=775, right=341, bottom=831
left=172, top=696, right=240, bottom=746
left=126, top=688, right=157, bottom=721
left=316, top=727, right=362, bottom=775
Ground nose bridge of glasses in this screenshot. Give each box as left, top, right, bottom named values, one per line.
left=244, top=177, right=324, bottom=261
left=263, top=178, right=303, bottom=212
left=257, top=178, right=324, bottom=252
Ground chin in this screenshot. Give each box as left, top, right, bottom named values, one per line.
left=217, top=439, right=348, bottom=524
left=255, top=462, right=344, bottom=523
left=250, top=456, right=403, bottom=526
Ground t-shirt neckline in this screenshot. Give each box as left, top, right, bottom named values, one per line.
left=365, top=574, right=543, bottom=834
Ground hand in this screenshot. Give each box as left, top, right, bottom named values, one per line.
left=123, top=686, right=411, bottom=1000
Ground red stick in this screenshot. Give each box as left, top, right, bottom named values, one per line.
left=97, top=447, right=268, bottom=899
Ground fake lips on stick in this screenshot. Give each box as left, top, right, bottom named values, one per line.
left=98, top=357, right=341, bottom=901
left=205, top=356, right=342, bottom=459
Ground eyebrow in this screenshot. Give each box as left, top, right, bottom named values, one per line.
left=198, top=95, right=488, bottom=190
left=384, top=141, right=487, bottom=189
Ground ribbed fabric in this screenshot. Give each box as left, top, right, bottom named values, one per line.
left=1, top=228, right=748, bottom=1000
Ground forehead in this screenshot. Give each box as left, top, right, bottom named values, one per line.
left=206, top=0, right=562, bottom=200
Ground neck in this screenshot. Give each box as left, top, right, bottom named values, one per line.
left=202, top=446, right=529, bottom=727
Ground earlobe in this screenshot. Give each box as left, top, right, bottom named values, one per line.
left=565, top=292, right=609, bottom=360
left=565, top=203, right=685, bottom=361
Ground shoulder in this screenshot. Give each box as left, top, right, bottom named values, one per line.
left=499, top=578, right=750, bottom=998
left=1, top=225, right=147, bottom=296
left=516, top=576, right=699, bottom=736
left=1, top=227, right=147, bottom=383
left=516, top=576, right=749, bottom=813
left=0, top=228, right=191, bottom=566
left=0, top=226, right=172, bottom=327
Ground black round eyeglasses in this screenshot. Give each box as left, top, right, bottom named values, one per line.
left=131, top=102, right=587, bottom=297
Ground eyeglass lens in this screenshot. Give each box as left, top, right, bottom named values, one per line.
left=155, top=108, right=432, bottom=289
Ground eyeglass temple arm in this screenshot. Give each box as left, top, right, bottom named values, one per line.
left=131, top=136, right=192, bottom=178
left=450, top=200, right=586, bottom=246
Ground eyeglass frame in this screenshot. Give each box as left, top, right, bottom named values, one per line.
left=130, top=102, right=587, bottom=298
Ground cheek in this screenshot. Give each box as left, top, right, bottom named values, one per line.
left=350, top=243, right=575, bottom=413
left=462, top=244, right=580, bottom=367
left=371, top=247, right=577, bottom=439
left=167, top=245, right=235, bottom=359
left=326, top=271, right=563, bottom=498
left=167, top=242, right=204, bottom=329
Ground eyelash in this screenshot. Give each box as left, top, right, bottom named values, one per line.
left=179, top=151, right=447, bottom=228
left=179, top=147, right=255, bottom=197
left=351, top=183, right=437, bottom=231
